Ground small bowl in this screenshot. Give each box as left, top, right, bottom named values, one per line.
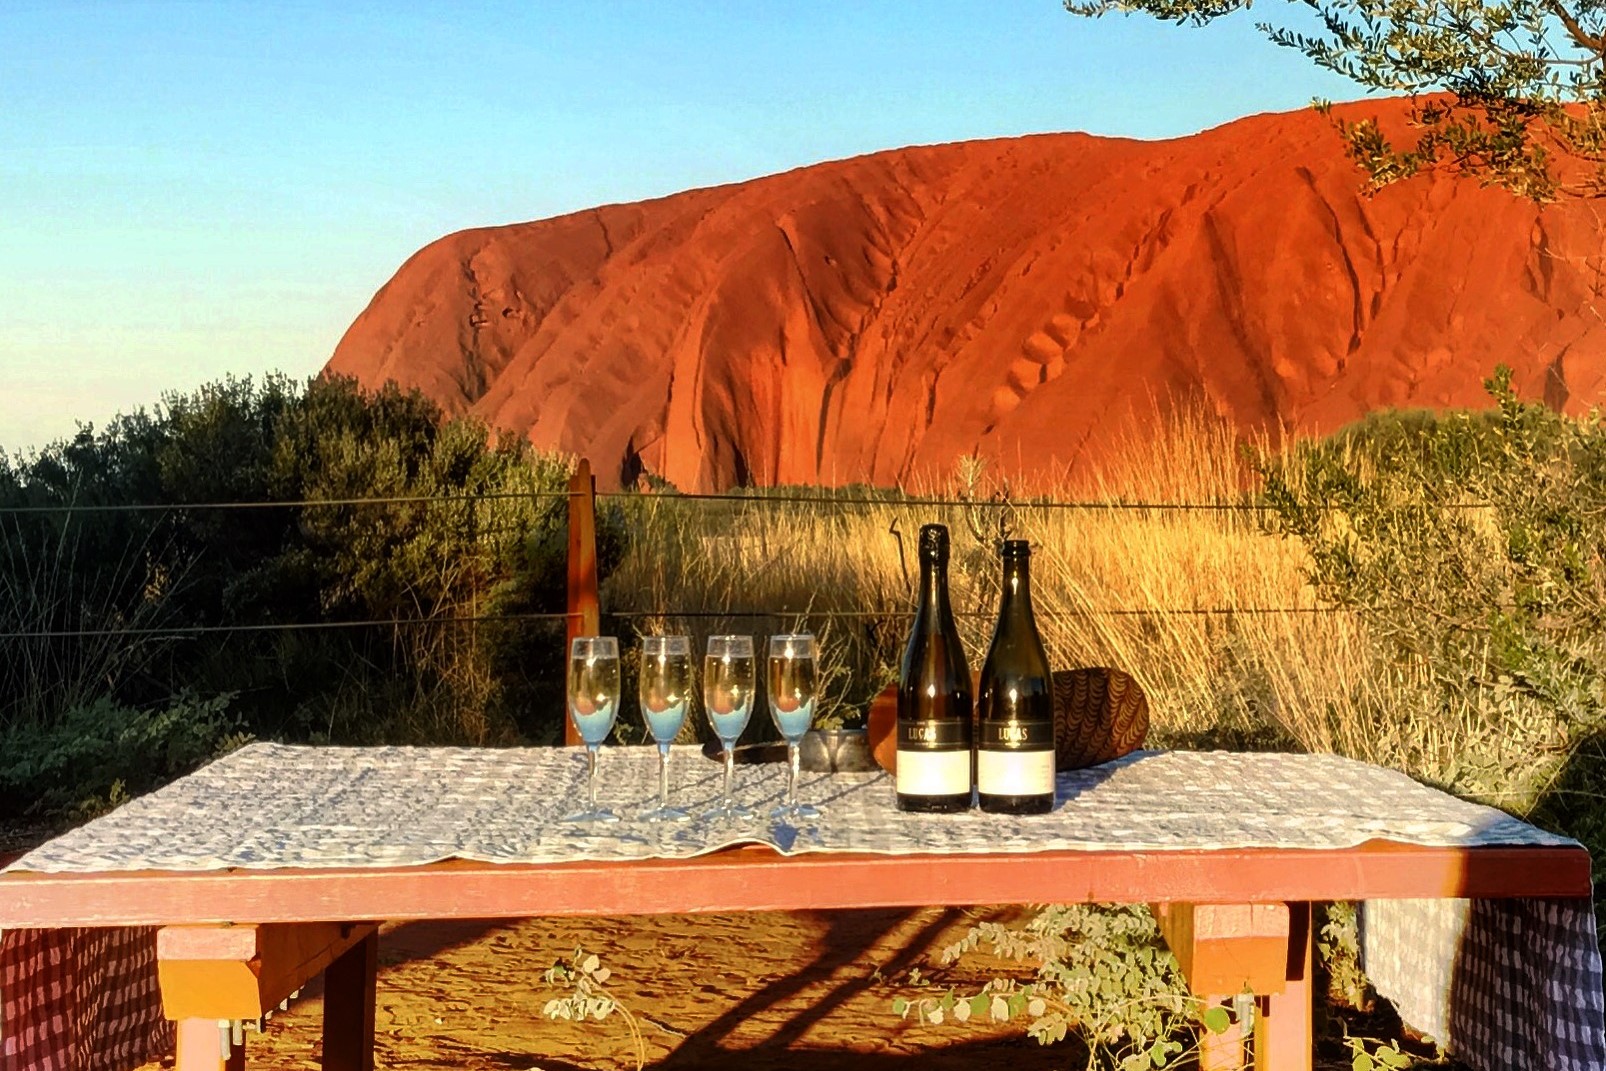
left=799, top=728, right=876, bottom=773
left=700, top=740, right=785, bottom=764
left=699, top=729, right=876, bottom=772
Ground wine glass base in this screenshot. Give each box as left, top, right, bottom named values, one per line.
left=704, top=801, right=757, bottom=821
left=562, top=807, right=622, bottom=824
left=770, top=802, right=821, bottom=820
left=639, top=805, right=692, bottom=823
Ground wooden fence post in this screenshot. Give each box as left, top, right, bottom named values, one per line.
left=565, top=459, right=601, bottom=746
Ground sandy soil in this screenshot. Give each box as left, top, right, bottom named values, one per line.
left=143, top=906, right=1092, bottom=1070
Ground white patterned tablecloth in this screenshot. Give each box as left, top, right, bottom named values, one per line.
left=3, top=743, right=1601, bottom=1071
left=0, top=743, right=1575, bottom=872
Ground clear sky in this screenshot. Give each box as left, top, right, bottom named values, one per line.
left=0, top=0, right=1358, bottom=454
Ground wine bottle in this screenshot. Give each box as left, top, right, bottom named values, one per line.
left=896, top=524, right=974, bottom=812
left=976, top=539, right=1056, bottom=814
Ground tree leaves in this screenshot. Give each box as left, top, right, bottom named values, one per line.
left=1065, top=0, right=1606, bottom=196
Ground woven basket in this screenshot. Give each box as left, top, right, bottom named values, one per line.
left=867, top=666, right=1149, bottom=773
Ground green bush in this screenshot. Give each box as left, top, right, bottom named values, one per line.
left=0, top=692, right=245, bottom=821
left=0, top=373, right=630, bottom=824
left=1261, top=367, right=1606, bottom=897
left=896, top=904, right=1234, bottom=1070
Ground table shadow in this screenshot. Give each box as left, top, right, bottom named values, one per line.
left=448, top=1036, right=1080, bottom=1070
left=657, top=906, right=957, bottom=1064
left=380, top=917, right=520, bottom=968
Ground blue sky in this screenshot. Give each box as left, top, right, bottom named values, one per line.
left=0, top=1, right=1357, bottom=453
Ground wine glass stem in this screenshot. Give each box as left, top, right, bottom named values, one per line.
left=587, top=746, right=599, bottom=811
left=787, top=742, right=801, bottom=806
left=722, top=746, right=735, bottom=803
left=659, top=746, right=671, bottom=808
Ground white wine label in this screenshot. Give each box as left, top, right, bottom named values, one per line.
left=898, top=718, right=969, bottom=746
left=896, top=750, right=972, bottom=796
left=977, top=749, right=1055, bottom=797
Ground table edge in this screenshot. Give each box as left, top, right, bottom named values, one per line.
left=0, top=840, right=1591, bottom=929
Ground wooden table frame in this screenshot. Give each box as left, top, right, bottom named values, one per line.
left=0, top=841, right=1592, bottom=1071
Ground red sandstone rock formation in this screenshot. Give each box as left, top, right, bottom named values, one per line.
left=326, top=99, right=1606, bottom=491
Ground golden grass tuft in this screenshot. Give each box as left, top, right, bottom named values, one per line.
left=603, top=406, right=1392, bottom=760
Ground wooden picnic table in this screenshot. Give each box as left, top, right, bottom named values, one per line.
left=0, top=745, right=1597, bottom=1071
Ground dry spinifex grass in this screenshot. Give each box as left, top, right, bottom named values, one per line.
left=604, top=406, right=1391, bottom=760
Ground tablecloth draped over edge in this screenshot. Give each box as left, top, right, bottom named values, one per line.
left=0, top=926, right=170, bottom=1071
left=3, top=745, right=1580, bottom=873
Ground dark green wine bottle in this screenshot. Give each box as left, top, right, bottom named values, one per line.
left=896, top=524, right=974, bottom=812
left=976, top=539, right=1056, bottom=814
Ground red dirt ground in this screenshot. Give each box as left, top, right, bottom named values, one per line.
left=136, top=907, right=1097, bottom=1070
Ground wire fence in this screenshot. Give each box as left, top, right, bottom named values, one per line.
left=0, top=484, right=1381, bottom=644
left=0, top=486, right=1365, bottom=516
left=0, top=490, right=573, bottom=515
left=0, top=485, right=1505, bottom=517
left=0, top=606, right=1347, bottom=642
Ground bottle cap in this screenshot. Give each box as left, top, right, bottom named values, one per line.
left=1001, top=539, right=1031, bottom=559
left=918, top=524, right=950, bottom=563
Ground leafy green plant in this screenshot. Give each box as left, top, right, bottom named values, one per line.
left=0, top=692, right=246, bottom=821
left=890, top=904, right=1232, bottom=1069
left=541, top=947, right=645, bottom=1070
left=1317, top=902, right=1374, bottom=1015
left=1344, top=1036, right=1417, bottom=1070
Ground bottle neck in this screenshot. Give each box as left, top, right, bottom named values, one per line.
left=918, top=557, right=952, bottom=618
left=997, top=557, right=1034, bottom=624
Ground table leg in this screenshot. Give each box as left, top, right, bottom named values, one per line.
left=175, top=1018, right=244, bottom=1071
left=1253, top=901, right=1312, bottom=1071
left=159, top=922, right=377, bottom=1071
left=322, top=927, right=378, bottom=1071
left=1198, top=996, right=1246, bottom=1071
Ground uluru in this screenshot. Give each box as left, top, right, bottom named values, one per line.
left=326, top=98, right=1606, bottom=491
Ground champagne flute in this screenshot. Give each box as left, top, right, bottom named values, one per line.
left=768, top=633, right=821, bottom=819
left=638, top=636, right=693, bottom=822
left=564, top=636, right=622, bottom=823
left=704, top=635, right=756, bottom=820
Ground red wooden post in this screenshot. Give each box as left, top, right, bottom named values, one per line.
left=1154, top=902, right=1290, bottom=1071
left=1253, top=902, right=1313, bottom=1071
left=322, top=929, right=378, bottom=1071
left=566, top=459, right=601, bottom=747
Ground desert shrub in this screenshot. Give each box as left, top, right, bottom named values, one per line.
left=0, top=373, right=628, bottom=825
left=244, top=375, right=586, bottom=743
left=1260, top=367, right=1606, bottom=898
left=0, top=692, right=246, bottom=821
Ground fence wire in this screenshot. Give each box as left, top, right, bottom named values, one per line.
left=0, top=486, right=1498, bottom=516
left=0, top=483, right=1379, bottom=642
left=0, top=490, right=574, bottom=515
left=0, top=606, right=1346, bottom=642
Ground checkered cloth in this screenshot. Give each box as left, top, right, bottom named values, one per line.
left=0, top=926, right=171, bottom=1071
left=1364, top=897, right=1606, bottom=1071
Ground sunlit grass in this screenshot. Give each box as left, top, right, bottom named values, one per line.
left=600, top=403, right=1584, bottom=822
left=602, top=408, right=1384, bottom=761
